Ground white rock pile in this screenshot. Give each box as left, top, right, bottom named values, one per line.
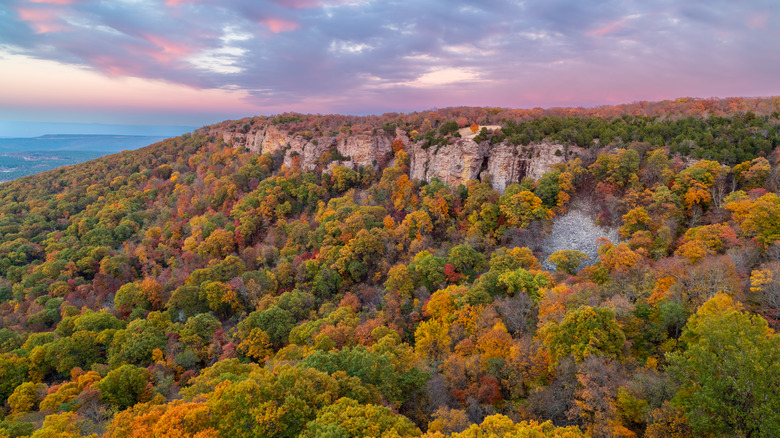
left=541, top=206, right=620, bottom=271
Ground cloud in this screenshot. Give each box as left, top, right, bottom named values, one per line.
left=14, top=6, right=69, bottom=34
left=142, top=34, right=193, bottom=63
left=399, top=67, right=485, bottom=88
left=0, top=0, right=778, bottom=119
left=586, top=14, right=640, bottom=38
left=28, top=0, right=77, bottom=4
left=260, top=18, right=299, bottom=33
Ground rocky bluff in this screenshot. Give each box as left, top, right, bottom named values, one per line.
left=201, top=123, right=584, bottom=193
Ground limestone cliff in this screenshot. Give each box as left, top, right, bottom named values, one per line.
left=486, top=142, right=586, bottom=192
left=200, top=123, right=583, bottom=193
left=408, top=138, right=487, bottom=189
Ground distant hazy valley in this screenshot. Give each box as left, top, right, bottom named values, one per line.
left=0, top=135, right=165, bottom=182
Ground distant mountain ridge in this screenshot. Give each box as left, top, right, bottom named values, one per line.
left=37, top=134, right=158, bottom=138
left=0, top=120, right=195, bottom=138
left=0, top=134, right=167, bottom=183
left=0, top=134, right=165, bottom=152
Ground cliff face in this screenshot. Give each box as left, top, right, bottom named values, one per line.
left=485, top=142, right=585, bottom=192
left=408, top=138, right=487, bottom=189
left=202, top=124, right=582, bottom=193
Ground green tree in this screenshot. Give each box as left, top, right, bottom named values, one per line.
left=74, top=310, right=125, bottom=332
left=113, top=283, right=148, bottom=319
left=447, top=244, right=487, bottom=281
left=166, top=284, right=209, bottom=320
left=206, top=365, right=375, bottom=438
left=497, top=268, right=551, bottom=300
left=408, top=251, right=447, bottom=293
left=543, top=306, right=626, bottom=364
left=0, top=354, right=31, bottom=405
left=99, top=364, right=153, bottom=410
left=180, top=313, right=221, bottom=363
left=667, top=293, right=780, bottom=437
left=107, top=312, right=169, bottom=367
left=301, top=345, right=427, bottom=407
left=238, top=306, right=295, bottom=349
left=534, top=170, right=563, bottom=208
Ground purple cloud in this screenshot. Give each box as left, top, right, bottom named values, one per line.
left=1, top=0, right=778, bottom=115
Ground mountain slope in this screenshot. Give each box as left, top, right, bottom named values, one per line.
left=0, top=99, right=779, bottom=436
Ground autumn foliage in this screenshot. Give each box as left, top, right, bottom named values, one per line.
left=0, top=99, right=778, bottom=436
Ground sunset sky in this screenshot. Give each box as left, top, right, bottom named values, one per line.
left=1, top=0, right=778, bottom=132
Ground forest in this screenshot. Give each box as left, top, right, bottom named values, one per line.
left=0, top=97, right=778, bottom=437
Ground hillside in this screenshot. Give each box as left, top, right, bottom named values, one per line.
left=0, top=98, right=779, bottom=437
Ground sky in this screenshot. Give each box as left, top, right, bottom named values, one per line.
left=0, top=0, right=779, bottom=133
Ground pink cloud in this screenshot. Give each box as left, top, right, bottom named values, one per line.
left=28, top=0, right=77, bottom=4
left=87, top=54, right=136, bottom=77
left=587, top=22, right=623, bottom=38
left=272, top=0, right=361, bottom=9
left=261, top=18, right=299, bottom=33
left=273, top=0, right=322, bottom=9
left=142, top=35, right=192, bottom=63
left=16, top=7, right=68, bottom=34
left=165, top=0, right=198, bottom=6
left=587, top=15, right=637, bottom=38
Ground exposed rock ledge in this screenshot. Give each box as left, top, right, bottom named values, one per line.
left=201, top=124, right=584, bottom=193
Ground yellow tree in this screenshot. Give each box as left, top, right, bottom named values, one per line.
left=424, top=414, right=585, bottom=438
left=671, top=160, right=725, bottom=215
left=7, top=382, right=45, bottom=415
left=732, top=157, right=771, bottom=189
left=726, top=192, right=780, bottom=247
left=619, top=207, right=651, bottom=239
left=32, top=412, right=96, bottom=438
left=414, top=319, right=451, bottom=362
left=499, top=191, right=551, bottom=229
left=201, top=281, right=242, bottom=317
left=548, top=250, right=590, bottom=275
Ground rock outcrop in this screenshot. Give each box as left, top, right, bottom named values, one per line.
left=201, top=123, right=583, bottom=193
left=406, top=139, right=584, bottom=191
left=408, top=138, right=486, bottom=189
left=486, top=142, right=584, bottom=192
